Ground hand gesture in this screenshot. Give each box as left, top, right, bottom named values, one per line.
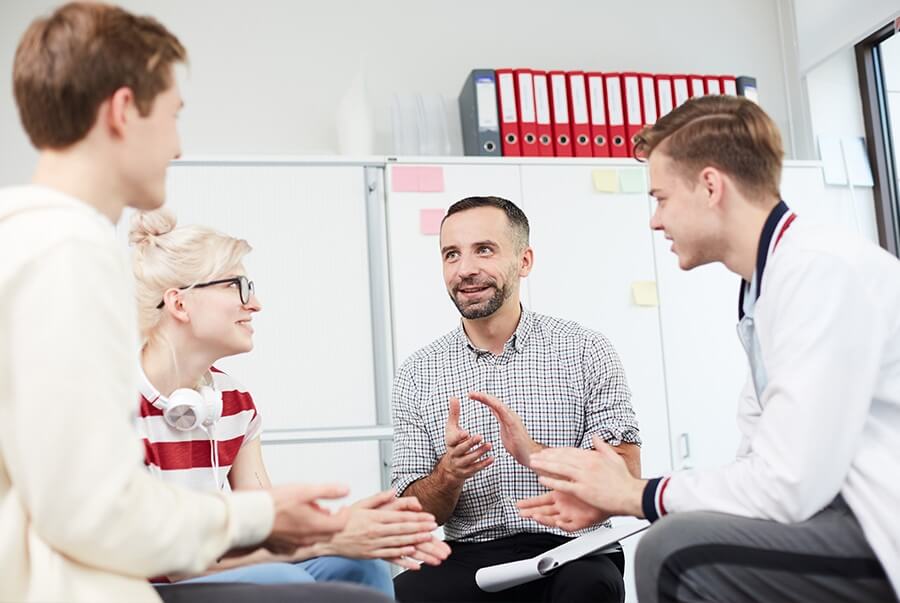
left=371, top=492, right=452, bottom=570
left=517, top=490, right=609, bottom=532
left=263, top=483, right=350, bottom=554
left=527, top=435, right=645, bottom=517
left=468, top=391, right=541, bottom=468
left=437, top=397, right=493, bottom=485
left=325, top=489, right=444, bottom=569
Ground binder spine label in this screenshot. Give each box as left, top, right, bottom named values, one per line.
left=588, top=77, right=606, bottom=125
left=674, top=79, right=689, bottom=105
left=534, top=75, right=551, bottom=125
left=570, top=75, right=588, bottom=124
left=517, top=72, right=536, bottom=122
left=475, top=78, right=499, bottom=130
left=551, top=73, right=569, bottom=123
left=641, top=78, right=658, bottom=123
left=606, top=78, right=623, bottom=125
left=498, top=73, right=518, bottom=123
left=658, top=80, right=674, bottom=116
left=625, top=76, right=642, bottom=125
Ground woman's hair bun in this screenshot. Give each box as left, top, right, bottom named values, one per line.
left=129, top=208, right=178, bottom=247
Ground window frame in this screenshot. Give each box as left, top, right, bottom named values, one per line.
left=856, top=21, right=900, bottom=257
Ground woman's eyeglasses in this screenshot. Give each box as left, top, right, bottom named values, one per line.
left=156, top=276, right=255, bottom=309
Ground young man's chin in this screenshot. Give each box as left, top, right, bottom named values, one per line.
left=128, top=193, right=166, bottom=212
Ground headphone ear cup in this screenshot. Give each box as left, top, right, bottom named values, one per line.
left=164, top=388, right=206, bottom=430
left=200, top=386, right=223, bottom=426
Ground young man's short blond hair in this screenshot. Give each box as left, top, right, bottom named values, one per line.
left=13, top=2, right=186, bottom=150
left=634, top=95, right=784, bottom=200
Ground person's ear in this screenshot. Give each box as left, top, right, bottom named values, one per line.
left=700, top=167, right=724, bottom=208
left=519, top=246, right=534, bottom=277
left=161, top=288, right=191, bottom=323
left=104, top=86, right=136, bottom=139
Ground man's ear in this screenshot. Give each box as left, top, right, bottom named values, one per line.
left=519, top=246, right=534, bottom=277
left=104, top=86, right=136, bottom=139
left=700, top=167, right=724, bottom=208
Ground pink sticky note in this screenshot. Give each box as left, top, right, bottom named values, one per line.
left=391, top=166, right=446, bottom=193
left=417, top=166, right=445, bottom=192
left=420, top=208, right=445, bottom=235
left=391, top=167, right=420, bottom=192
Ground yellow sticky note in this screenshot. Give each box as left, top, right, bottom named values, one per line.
left=619, top=168, right=647, bottom=193
left=631, top=281, right=659, bottom=307
left=592, top=168, right=620, bottom=193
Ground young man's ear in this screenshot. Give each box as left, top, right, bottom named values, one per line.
left=701, top=167, right=724, bottom=208
left=104, top=86, right=136, bottom=138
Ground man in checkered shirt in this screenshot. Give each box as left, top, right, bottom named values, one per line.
left=391, top=196, right=641, bottom=603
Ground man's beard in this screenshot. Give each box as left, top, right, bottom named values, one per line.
left=449, top=277, right=512, bottom=319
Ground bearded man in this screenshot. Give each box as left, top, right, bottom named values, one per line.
left=390, top=196, right=642, bottom=603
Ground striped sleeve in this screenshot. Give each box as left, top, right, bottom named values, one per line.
left=641, top=476, right=671, bottom=522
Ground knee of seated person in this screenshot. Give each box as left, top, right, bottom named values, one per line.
left=636, top=513, right=707, bottom=574
left=251, top=562, right=315, bottom=583
left=554, top=559, right=625, bottom=602
left=322, top=557, right=391, bottom=584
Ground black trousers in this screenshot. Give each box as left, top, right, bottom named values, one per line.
left=154, top=581, right=392, bottom=603
left=394, top=532, right=626, bottom=603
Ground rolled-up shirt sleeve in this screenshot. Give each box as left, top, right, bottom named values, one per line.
left=390, top=359, right=437, bottom=495
left=580, top=333, right=641, bottom=448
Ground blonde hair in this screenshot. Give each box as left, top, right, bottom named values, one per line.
left=633, top=95, right=784, bottom=200
left=129, top=208, right=252, bottom=344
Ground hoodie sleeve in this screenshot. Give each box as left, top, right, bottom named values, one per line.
left=2, top=238, right=273, bottom=577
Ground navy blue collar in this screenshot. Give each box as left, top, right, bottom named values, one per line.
left=738, top=200, right=789, bottom=320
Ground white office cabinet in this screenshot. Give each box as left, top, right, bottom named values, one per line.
left=262, top=441, right=384, bottom=505
left=385, top=162, right=526, bottom=365
left=653, top=236, right=746, bottom=471
left=165, top=163, right=378, bottom=430
left=521, top=164, right=672, bottom=478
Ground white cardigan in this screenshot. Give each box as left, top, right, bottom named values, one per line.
left=0, top=186, right=273, bottom=602
left=665, top=220, right=900, bottom=595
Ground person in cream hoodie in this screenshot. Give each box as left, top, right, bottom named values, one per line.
left=0, top=3, right=399, bottom=602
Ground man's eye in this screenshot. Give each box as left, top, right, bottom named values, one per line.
left=445, top=251, right=458, bottom=260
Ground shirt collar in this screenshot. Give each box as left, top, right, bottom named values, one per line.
left=738, top=200, right=793, bottom=319
left=456, top=305, right=535, bottom=355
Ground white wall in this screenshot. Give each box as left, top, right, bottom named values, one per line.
left=793, top=0, right=899, bottom=72
left=1, top=0, right=796, bottom=186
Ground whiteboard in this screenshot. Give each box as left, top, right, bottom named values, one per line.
left=163, top=164, right=378, bottom=431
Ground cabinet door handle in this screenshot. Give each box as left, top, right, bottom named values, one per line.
left=679, top=432, right=691, bottom=460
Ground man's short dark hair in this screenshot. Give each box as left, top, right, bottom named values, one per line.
left=442, top=196, right=530, bottom=251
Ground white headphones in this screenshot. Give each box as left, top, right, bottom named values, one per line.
left=138, top=367, right=223, bottom=431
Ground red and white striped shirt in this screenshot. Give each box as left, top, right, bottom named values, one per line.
left=136, top=367, right=261, bottom=492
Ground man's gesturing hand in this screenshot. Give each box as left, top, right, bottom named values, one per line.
left=436, top=397, right=493, bottom=485
left=468, top=391, right=542, bottom=468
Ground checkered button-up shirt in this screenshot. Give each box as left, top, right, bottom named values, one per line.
left=390, top=308, right=640, bottom=542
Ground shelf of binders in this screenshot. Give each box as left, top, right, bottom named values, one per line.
left=459, top=69, right=757, bottom=158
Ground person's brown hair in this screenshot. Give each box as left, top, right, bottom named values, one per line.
left=633, top=95, right=784, bottom=199
left=13, top=2, right=187, bottom=150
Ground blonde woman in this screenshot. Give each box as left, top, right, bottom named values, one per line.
left=129, top=208, right=449, bottom=594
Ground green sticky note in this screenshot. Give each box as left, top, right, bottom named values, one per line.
left=592, top=169, right=619, bottom=193
left=619, top=168, right=647, bottom=193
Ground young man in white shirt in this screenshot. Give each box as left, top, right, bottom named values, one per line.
left=0, top=3, right=396, bottom=602
left=518, top=95, right=899, bottom=602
